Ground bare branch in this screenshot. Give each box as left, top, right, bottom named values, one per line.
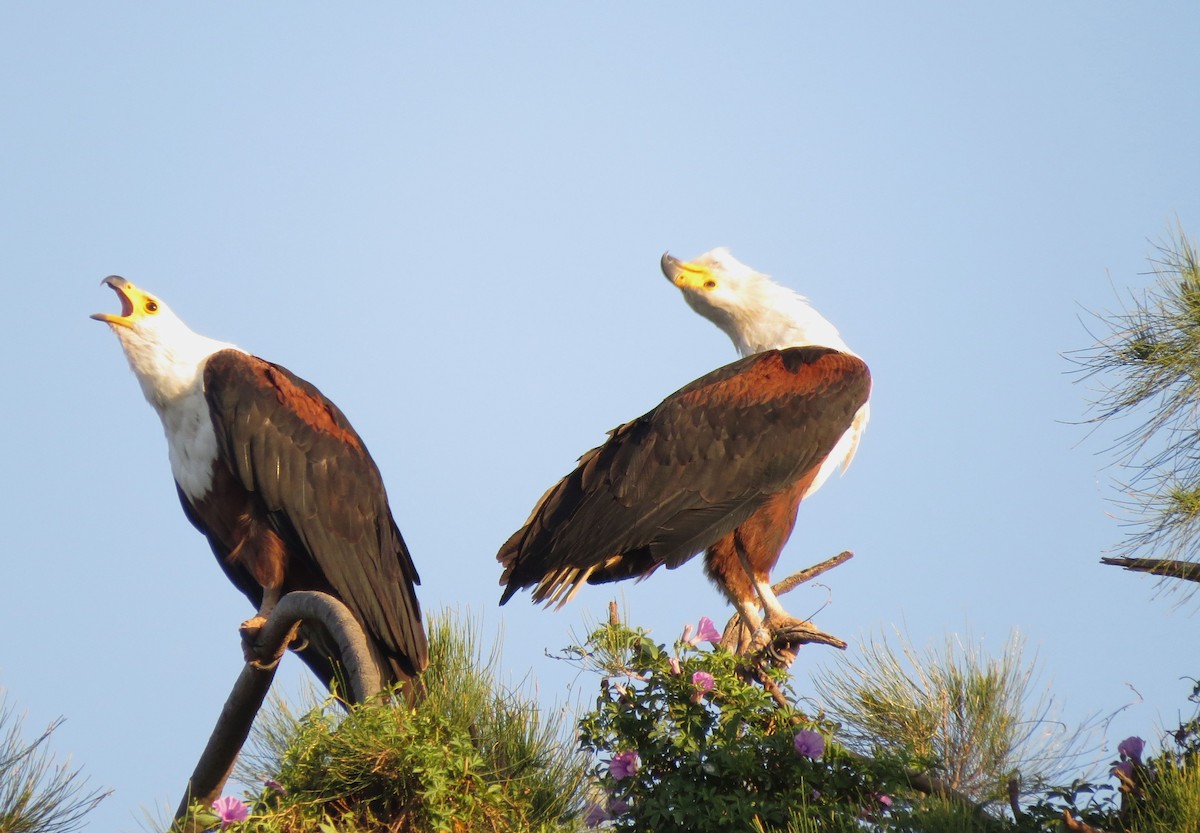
left=1101, top=555, right=1200, bottom=584
left=173, top=591, right=383, bottom=829
left=247, top=591, right=384, bottom=702
left=172, top=659, right=278, bottom=831
left=772, top=550, right=854, bottom=597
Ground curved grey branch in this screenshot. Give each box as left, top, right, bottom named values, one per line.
left=253, top=590, right=383, bottom=702
left=172, top=591, right=382, bottom=829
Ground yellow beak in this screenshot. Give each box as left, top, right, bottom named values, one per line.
left=91, top=276, right=149, bottom=329
left=660, top=252, right=714, bottom=291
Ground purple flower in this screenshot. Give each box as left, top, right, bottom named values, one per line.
left=263, top=778, right=286, bottom=794
left=1118, top=736, right=1145, bottom=763
left=609, top=749, right=640, bottom=781
left=793, top=729, right=824, bottom=759
left=211, top=795, right=249, bottom=827
left=694, top=616, right=722, bottom=644
left=583, top=801, right=611, bottom=827
left=1112, top=760, right=1134, bottom=779
left=691, top=671, right=715, bottom=693
left=585, top=794, right=630, bottom=827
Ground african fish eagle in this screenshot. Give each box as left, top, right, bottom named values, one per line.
left=497, top=248, right=870, bottom=655
left=93, top=276, right=426, bottom=694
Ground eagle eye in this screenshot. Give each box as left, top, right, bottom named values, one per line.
left=145, top=301, right=159, bottom=313
left=703, top=280, right=717, bottom=289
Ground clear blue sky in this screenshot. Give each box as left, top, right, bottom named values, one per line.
left=2, top=4, right=1198, bottom=830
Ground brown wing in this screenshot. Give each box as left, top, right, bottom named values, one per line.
left=497, top=346, right=870, bottom=607
left=202, top=349, right=427, bottom=682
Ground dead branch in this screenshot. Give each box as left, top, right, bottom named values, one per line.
left=172, top=591, right=381, bottom=830
left=772, top=550, right=854, bottom=597
left=1101, top=555, right=1200, bottom=583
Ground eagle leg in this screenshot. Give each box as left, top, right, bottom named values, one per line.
left=733, top=543, right=847, bottom=665
left=720, top=604, right=763, bottom=655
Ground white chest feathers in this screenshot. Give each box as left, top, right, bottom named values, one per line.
left=804, top=400, right=870, bottom=500
left=159, top=372, right=221, bottom=502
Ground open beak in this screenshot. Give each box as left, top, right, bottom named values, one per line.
left=91, top=276, right=139, bottom=329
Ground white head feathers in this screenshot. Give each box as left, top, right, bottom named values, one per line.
left=661, top=247, right=855, bottom=358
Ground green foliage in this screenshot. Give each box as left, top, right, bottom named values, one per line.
left=569, top=617, right=909, bottom=832
left=1015, top=679, right=1200, bottom=833
left=1075, top=227, right=1200, bottom=573
left=1117, top=680, right=1200, bottom=833
left=0, top=692, right=108, bottom=833
left=183, top=610, right=588, bottom=833
left=1017, top=776, right=1120, bottom=831
left=569, top=612, right=1183, bottom=833
left=170, top=607, right=1200, bottom=833
left=1128, top=759, right=1200, bottom=832
left=813, top=630, right=1093, bottom=807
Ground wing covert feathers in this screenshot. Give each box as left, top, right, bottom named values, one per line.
left=497, top=346, right=871, bottom=607
left=202, top=350, right=427, bottom=679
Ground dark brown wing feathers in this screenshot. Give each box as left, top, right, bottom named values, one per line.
left=498, top=346, right=870, bottom=605
left=200, top=349, right=426, bottom=682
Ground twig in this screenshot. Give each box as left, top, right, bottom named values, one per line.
left=772, top=550, right=854, bottom=597
left=759, top=673, right=792, bottom=711
left=1113, top=764, right=1142, bottom=798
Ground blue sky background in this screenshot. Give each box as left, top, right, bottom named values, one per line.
left=2, top=4, right=1199, bottom=830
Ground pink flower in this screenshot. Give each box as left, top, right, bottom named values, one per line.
left=694, top=616, right=722, bottom=644
left=609, top=749, right=640, bottom=781
left=1118, top=736, right=1145, bottom=764
left=681, top=616, right=722, bottom=646
left=877, top=794, right=893, bottom=808
left=691, top=671, right=715, bottom=693
left=668, top=656, right=682, bottom=676
left=211, top=795, right=249, bottom=827
left=793, top=729, right=824, bottom=759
